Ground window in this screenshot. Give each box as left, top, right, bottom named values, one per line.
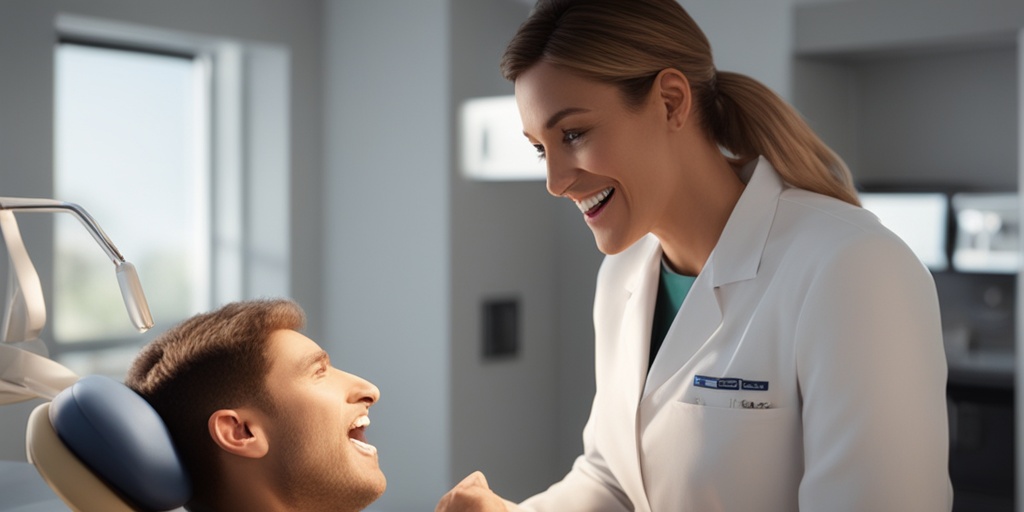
left=53, top=41, right=210, bottom=371
left=46, top=15, right=291, bottom=377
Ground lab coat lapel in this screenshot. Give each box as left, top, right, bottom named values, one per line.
left=642, top=157, right=783, bottom=401
left=619, top=242, right=662, bottom=396
left=641, top=267, right=722, bottom=401
left=610, top=238, right=661, bottom=511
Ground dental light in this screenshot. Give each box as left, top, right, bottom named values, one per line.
left=0, top=197, right=153, bottom=406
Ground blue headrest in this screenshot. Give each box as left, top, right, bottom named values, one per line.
left=49, top=375, right=192, bottom=511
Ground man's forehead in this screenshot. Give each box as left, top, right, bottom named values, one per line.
left=266, top=329, right=327, bottom=373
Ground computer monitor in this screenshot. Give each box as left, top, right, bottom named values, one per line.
left=859, top=192, right=949, bottom=272
left=951, top=193, right=1019, bottom=274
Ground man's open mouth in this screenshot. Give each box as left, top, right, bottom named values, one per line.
left=349, top=415, right=377, bottom=455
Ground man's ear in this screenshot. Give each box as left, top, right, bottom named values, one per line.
left=655, top=68, right=692, bottom=130
left=208, top=409, right=269, bottom=459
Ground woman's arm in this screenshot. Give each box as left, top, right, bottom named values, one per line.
left=794, top=233, right=953, bottom=511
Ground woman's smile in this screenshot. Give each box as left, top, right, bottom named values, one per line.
left=576, top=187, right=615, bottom=216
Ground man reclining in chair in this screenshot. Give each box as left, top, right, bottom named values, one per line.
left=125, top=299, right=385, bottom=512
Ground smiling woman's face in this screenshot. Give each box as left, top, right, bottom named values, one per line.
left=516, top=61, right=684, bottom=255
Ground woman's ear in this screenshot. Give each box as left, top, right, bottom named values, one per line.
left=655, top=68, right=692, bottom=130
left=208, top=409, right=270, bottom=459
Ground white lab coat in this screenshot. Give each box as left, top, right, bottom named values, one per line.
left=517, top=157, right=953, bottom=512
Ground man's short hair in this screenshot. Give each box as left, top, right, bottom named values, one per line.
left=125, top=298, right=305, bottom=508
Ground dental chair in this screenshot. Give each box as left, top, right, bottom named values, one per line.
left=26, top=375, right=190, bottom=512
left=0, top=198, right=190, bottom=511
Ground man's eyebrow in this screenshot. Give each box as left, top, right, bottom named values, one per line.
left=298, top=350, right=330, bottom=372
left=545, top=107, right=590, bottom=130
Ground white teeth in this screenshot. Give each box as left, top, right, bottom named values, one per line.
left=350, top=438, right=377, bottom=455
left=352, top=415, right=370, bottom=429
left=576, top=187, right=613, bottom=213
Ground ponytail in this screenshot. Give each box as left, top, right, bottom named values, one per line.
left=707, top=71, right=860, bottom=206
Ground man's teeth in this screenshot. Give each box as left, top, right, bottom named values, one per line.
left=576, top=187, right=613, bottom=213
left=352, top=415, right=370, bottom=429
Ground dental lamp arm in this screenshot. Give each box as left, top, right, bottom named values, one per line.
left=0, top=197, right=153, bottom=333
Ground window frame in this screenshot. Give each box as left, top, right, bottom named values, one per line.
left=45, top=15, right=291, bottom=370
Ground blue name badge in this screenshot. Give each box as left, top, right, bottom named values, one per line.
left=694, top=375, right=769, bottom=391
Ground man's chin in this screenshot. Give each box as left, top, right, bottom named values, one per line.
left=351, top=476, right=386, bottom=512
left=373, top=472, right=387, bottom=497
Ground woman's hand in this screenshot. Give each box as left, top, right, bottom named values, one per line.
left=435, top=471, right=510, bottom=512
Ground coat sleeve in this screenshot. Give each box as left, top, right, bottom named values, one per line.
left=794, top=232, right=953, bottom=511
left=511, top=406, right=633, bottom=512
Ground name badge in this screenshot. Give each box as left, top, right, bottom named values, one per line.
left=694, top=375, right=769, bottom=391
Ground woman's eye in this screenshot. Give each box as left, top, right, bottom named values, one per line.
left=533, top=144, right=546, bottom=160
left=562, top=130, right=583, bottom=144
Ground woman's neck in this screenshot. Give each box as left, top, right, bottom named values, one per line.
left=653, top=149, right=747, bottom=276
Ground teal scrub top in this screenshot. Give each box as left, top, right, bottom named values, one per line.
left=649, top=260, right=696, bottom=370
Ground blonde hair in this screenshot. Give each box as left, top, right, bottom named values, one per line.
left=501, top=0, right=860, bottom=206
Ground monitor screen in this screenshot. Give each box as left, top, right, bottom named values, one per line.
left=860, top=192, right=949, bottom=272
left=951, top=193, right=1019, bottom=274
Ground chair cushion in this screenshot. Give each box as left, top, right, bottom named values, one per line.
left=49, top=375, right=191, bottom=511
left=26, top=402, right=135, bottom=512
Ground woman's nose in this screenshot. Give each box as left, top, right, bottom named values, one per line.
left=545, top=154, right=574, bottom=197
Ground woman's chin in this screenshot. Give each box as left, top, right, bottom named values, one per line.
left=592, top=233, right=638, bottom=256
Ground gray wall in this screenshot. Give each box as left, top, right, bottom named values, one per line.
left=0, top=0, right=60, bottom=462
left=322, top=1, right=452, bottom=509
left=791, top=0, right=1020, bottom=190
left=448, top=0, right=567, bottom=500
left=794, top=48, right=1018, bottom=190
left=852, top=48, right=1015, bottom=188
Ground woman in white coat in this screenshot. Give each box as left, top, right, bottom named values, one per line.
left=437, top=0, right=952, bottom=510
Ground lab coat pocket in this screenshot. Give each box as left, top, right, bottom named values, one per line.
left=640, top=401, right=801, bottom=512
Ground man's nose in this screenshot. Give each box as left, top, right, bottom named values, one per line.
left=346, top=373, right=380, bottom=405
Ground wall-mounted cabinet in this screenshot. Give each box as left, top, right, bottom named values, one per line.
left=792, top=2, right=1024, bottom=510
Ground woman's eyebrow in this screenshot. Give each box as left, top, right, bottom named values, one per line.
left=545, top=107, right=590, bottom=129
